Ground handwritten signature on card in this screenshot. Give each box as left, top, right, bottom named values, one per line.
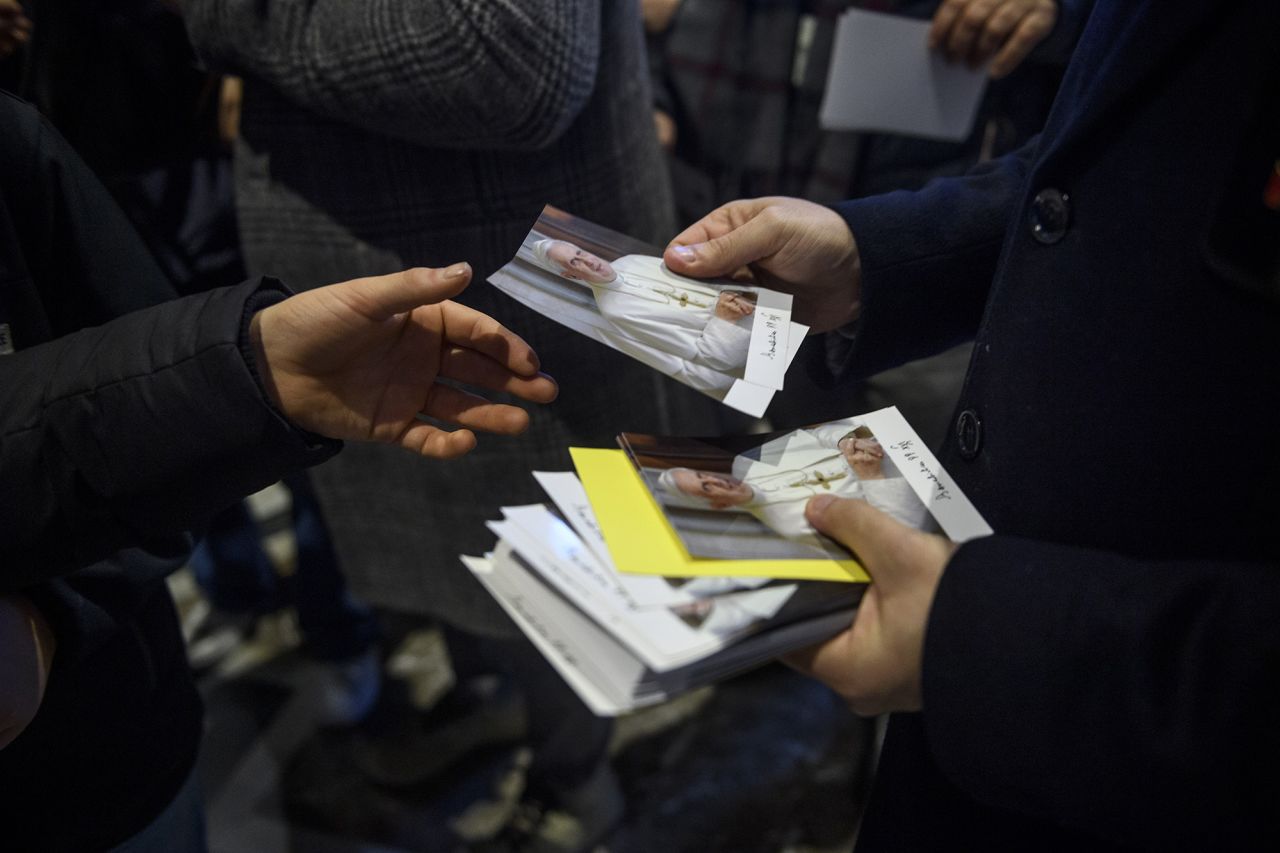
left=891, top=439, right=952, bottom=502
left=757, top=311, right=782, bottom=361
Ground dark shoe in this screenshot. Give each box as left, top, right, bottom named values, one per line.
left=353, top=676, right=528, bottom=788
left=470, top=763, right=625, bottom=853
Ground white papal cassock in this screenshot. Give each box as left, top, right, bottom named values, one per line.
left=731, top=424, right=929, bottom=547
left=589, top=255, right=753, bottom=395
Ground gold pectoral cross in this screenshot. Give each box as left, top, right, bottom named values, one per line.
left=654, top=283, right=711, bottom=308
left=809, top=469, right=847, bottom=490
left=672, top=289, right=711, bottom=308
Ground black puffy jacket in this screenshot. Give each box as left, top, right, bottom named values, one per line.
left=0, top=90, right=336, bottom=850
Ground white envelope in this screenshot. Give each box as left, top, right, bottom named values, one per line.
left=819, top=8, right=988, bottom=141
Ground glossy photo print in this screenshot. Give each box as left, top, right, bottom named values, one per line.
left=488, top=205, right=805, bottom=416
left=621, top=408, right=993, bottom=561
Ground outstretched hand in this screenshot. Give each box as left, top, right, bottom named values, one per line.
left=929, top=0, right=1058, bottom=79
left=785, top=494, right=957, bottom=715
left=663, top=197, right=861, bottom=333
left=251, top=264, right=558, bottom=459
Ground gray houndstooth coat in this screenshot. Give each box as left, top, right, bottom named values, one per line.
left=185, top=0, right=727, bottom=634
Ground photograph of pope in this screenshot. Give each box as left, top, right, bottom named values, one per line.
left=487, top=206, right=796, bottom=411
left=527, top=237, right=757, bottom=395
left=628, top=421, right=933, bottom=561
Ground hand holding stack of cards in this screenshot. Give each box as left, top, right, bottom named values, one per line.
left=462, top=403, right=990, bottom=715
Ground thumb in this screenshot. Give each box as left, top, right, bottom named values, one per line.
left=663, top=215, right=781, bottom=279
left=806, top=494, right=905, bottom=578
left=361, top=264, right=472, bottom=321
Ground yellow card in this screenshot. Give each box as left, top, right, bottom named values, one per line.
left=569, top=447, right=867, bottom=583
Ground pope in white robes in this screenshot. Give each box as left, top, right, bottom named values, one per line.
left=531, top=238, right=756, bottom=394
left=658, top=424, right=929, bottom=549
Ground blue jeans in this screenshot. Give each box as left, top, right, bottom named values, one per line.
left=191, top=472, right=377, bottom=661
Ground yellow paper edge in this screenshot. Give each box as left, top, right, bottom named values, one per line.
left=570, top=447, right=868, bottom=583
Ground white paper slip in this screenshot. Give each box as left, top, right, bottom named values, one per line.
left=721, top=321, right=807, bottom=417
left=488, top=516, right=813, bottom=672
left=531, top=472, right=772, bottom=601
left=462, top=551, right=649, bottom=716
left=462, top=548, right=859, bottom=716
left=486, top=518, right=713, bottom=669
left=819, top=8, right=988, bottom=142
left=858, top=407, right=993, bottom=541
left=531, top=471, right=617, bottom=570
left=744, top=289, right=793, bottom=390
left=501, top=503, right=693, bottom=610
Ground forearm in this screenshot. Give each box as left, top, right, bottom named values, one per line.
left=0, top=279, right=338, bottom=591
left=923, top=535, right=1280, bottom=848
left=184, top=0, right=601, bottom=149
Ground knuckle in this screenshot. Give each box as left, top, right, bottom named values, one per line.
left=757, top=204, right=784, bottom=228
left=991, top=7, right=1020, bottom=29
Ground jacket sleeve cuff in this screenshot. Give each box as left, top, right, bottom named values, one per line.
left=238, top=277, right=334, bottom=449
left=826, top=144, right=1036, bottom=378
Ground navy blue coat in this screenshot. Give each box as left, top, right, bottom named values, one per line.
left=834, top=1, right=1280, bottom=849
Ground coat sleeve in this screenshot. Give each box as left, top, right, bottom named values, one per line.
left=182, top=0, right=602, bottom=150
left=828, top=139, right=1037, bottom=378
left=0, top=278, right=340, bottom=594
left=921, top=535, right=1280, bottom=849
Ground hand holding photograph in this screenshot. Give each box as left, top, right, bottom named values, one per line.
left=488, top=205, right=806, bottom=415
left=622, top=407, right=993, bottom=562
left=460, top=408, right=991, bottom=714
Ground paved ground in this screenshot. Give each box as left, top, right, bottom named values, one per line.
left=185, top=605, right=875, bottom=853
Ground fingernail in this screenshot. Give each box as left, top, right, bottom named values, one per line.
left=807, top=494, right=836, bottom=520
left=444, top=263, right=470, bottom=279
left=671, top=244, right=699, bottom=262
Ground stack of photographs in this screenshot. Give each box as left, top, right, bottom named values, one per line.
left=488, top=205, right=809, bottom=417
left=461, top=480, right=860, bottom=717
left=462, top=408, right=993, bottom=716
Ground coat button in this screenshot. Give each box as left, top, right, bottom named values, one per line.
left=1030, top=188, right=1070, bottom=244
left=956, top=408, right=983, bottom=460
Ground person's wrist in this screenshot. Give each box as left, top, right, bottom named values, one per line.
left=835, top=228, right=863, bottom=327
left=248, top=309, right=287, bottom=415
